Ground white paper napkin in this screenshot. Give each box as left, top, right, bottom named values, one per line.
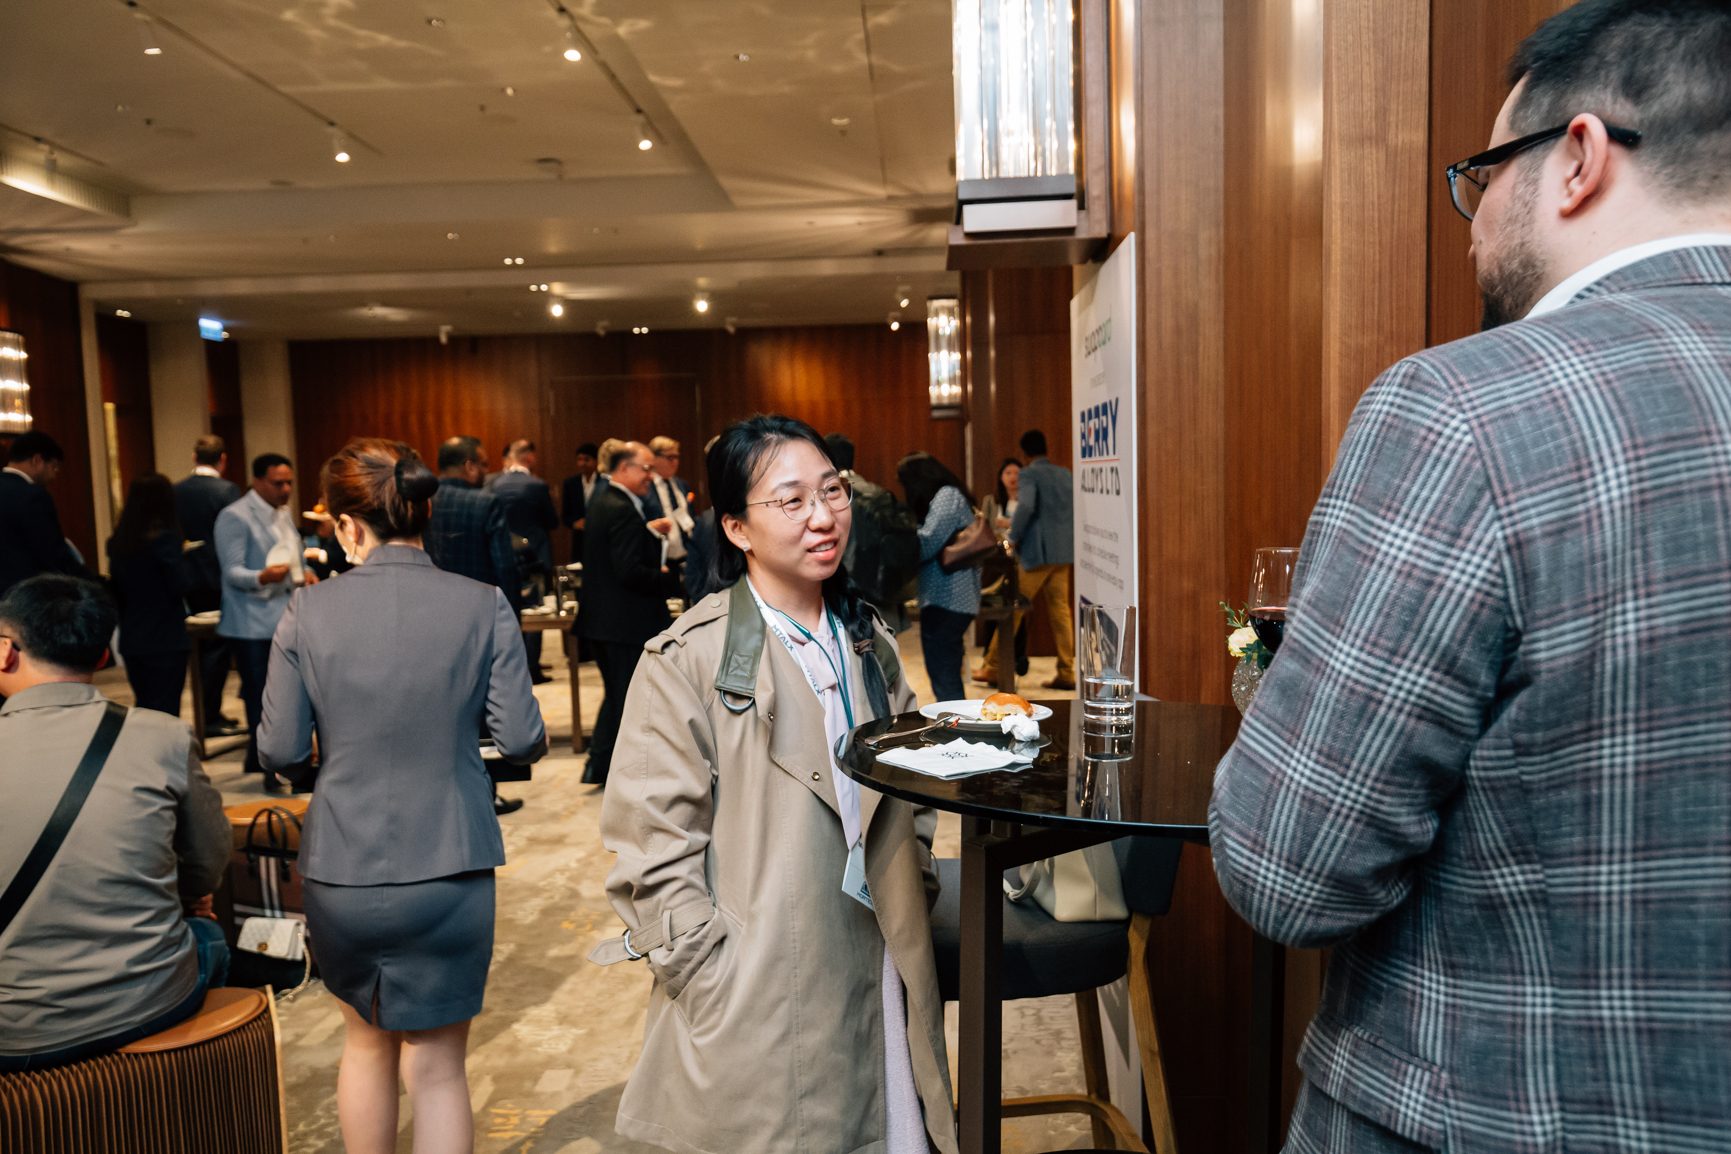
left=876, top=739, right=1036, bottom=779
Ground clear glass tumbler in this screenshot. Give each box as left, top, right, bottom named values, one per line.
left=1079, top=603, right=1137, bottom=736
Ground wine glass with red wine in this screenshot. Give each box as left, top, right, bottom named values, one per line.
left=1248, top=547, right=1299, bottom=655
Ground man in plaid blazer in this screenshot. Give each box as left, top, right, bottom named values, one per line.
left=1210, top=3, right=1731, bottom=1152
left=426, top=436, right=521, bottom=610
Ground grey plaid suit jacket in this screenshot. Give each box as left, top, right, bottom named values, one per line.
left=1210, top=246, right=1731, bottom=1154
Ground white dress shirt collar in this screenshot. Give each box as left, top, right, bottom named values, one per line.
left=193, top=465, right=222, bottom=478
left=3, top=466, right=33, bottom=485
left=1527, top=233, right=1731, bottom=318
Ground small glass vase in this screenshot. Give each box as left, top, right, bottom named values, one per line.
left=1230, top=654, right=1264, bottom=715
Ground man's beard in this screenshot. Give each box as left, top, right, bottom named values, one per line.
left=1477, top=165, right=1548, bottom=330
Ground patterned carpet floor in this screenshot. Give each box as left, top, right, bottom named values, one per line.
left=98, top=628, right=1102, bottom=1152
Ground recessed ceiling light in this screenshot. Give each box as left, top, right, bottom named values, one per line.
left=426, top=16, right=445, bottom=29
left=734, top=52, right=751, bottom=62
left=830, top=116, right=851, bottom=128
left=549, top=302, right=565, bottom=318
left=539, top=283, right=549, bottom=291
left=114, top=308, right=132, bottom=318
left=693, top=294, right=710, bottom=314
left=899, top=296, right=910, bottom=308
left=446, top=231, right=460, bottom=240
left=529, top=283, right=540, bottom=291
left=502, top=85, right=516, bottom=97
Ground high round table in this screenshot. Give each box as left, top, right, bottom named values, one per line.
left=842, top=699, right=1285, bottom=1154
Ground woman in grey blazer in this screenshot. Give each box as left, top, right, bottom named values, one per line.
left=259, top=439, right=545, bottom=1154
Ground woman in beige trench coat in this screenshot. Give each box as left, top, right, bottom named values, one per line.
left=592, top=415, right=959, bottom=1154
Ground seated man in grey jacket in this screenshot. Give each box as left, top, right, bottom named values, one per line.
left=0, top=575, right=231, bottom=1071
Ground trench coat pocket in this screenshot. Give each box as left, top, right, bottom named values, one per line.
left=1297, top=1012, right=1453, bottom=1151
left=640, top=907, right=728, bottom=1001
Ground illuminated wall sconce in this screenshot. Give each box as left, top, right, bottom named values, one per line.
left=926, top=298, right=962, bottom=415
left=953, top=0, right=1077, bottom=233
left=0, top=330, right=31, bottom=434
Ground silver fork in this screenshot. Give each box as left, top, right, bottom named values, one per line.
left=861, top=714, right=965, bottom=749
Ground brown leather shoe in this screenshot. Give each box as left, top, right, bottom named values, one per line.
left=969, top=667, right=993, bottom=684
left=1042, top=676, right=1077, bottom=691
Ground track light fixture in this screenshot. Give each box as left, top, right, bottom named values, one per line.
left=693, top=294, right=710, bottom=314
left=549, top=301, right=565, bottom=318
left=636, top=115, right=655, bottom=152
left=330, top=125, right=351, bottom=164
left=563, top=28, right=583, bottom=62
left=129, top=2, right=163, bottom=55
left=888, top=312, right=902, bottom=332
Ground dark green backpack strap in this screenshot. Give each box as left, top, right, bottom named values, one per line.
left=714, top=580, right=765, bottom=713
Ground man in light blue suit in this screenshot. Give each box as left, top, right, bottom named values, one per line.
left=986, top=429, right=1076, bottom=689
left=214, top=452, right=315, bottom=791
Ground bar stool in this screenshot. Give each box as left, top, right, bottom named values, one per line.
left=0, top=987, right=287, bottom=1153
left=930, top=837, right=1184, bottom=1153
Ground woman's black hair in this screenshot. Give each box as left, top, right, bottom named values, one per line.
left=109, top=472, right=182, bottom=558
left=895, top=452, right=972, bottom=522
left=993, top=456, right=1021, bottom=510
left=706, top=413, right=894, bottom=716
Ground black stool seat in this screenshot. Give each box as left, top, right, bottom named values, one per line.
left=930, top=858, right=1129, bottom=1003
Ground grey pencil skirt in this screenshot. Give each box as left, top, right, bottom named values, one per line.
left=302, top=869, right=495, bottom=1031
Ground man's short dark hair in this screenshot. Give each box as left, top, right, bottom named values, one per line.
left=251, top=452, right=292, bottom=479
left=1509, top=0, right=1731, bottom=204
left=575, top=442, right=599, bottom=459
left=193, top=435, right=226, bottom=466
left=437, top=436, right=483, bottom=472
left=824, top=433, right=856, bottom=471
left=0, top=575, right=117, bottom=673
left=1019, top=429, right=1048, bottom=457
left=7, top=431, right=64, bottom=465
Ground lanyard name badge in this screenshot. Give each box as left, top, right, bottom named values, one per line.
left=754, top=587, right=874, bottom=911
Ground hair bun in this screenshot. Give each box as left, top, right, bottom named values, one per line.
left=394, top=457, right=440, bottom=503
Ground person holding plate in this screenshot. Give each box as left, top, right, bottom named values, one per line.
left=593, top=414, right=958, bottom=1154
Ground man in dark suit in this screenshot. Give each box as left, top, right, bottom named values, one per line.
left=580, top=440, right=674, bottom=786
left=491, top=438, right=560, bottom=682
left=173, top=435, right=244, bottom=737
left=425, top=435, right=528, bottom=816
left=559, top=442, right=600, bottom=560
left=0, top=431, right=85, bottom=599
left=1211, top=5, right=1731, bottom=1152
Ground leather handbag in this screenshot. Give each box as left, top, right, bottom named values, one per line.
left=939, top=512, right=997, bottom=573
left=1004, top=844, right=1129, bottom=922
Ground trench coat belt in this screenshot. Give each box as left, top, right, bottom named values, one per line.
left=589, top=899, right=716, bottom=965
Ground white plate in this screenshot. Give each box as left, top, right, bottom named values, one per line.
left=919, top=698, right=1053, bottom=731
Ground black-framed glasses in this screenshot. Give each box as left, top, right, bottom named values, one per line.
left=746, top=477, right=853, bottom=521
left=1445, top=122, right=1642, bottom=221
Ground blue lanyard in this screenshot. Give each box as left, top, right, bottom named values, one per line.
left=771, top=606, right=855, bottom=731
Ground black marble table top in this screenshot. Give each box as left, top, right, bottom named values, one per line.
left=841, top=699, right=1240, bottom=840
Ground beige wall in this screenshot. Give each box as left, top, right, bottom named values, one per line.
left=239, top=339, right=295, bottom=463
left=147, top=321, right=209, bottom=477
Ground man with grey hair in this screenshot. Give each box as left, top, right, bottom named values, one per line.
left=578, top=441, right=672, bottom=786
left=1211, top=2, right=1731, bottom=1151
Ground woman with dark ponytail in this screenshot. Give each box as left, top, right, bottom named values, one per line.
left=258, top=438, right=545, bottom=1154
left=595, top=415, right=957, bottom=1154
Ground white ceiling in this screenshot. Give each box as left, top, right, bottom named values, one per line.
left=0, top=0, right=960, bottom=338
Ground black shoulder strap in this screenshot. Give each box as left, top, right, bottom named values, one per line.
left=0, top=700, right=127, bottom=939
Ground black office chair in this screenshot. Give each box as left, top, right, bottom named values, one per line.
left=930, top=837, right=1184, bottom=1153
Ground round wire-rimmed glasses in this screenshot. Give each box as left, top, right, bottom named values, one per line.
left=746, top=477, right=854, bottom=521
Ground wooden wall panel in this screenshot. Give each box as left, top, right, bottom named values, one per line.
left=287, top=325, right=954, bottom=522
left=97, top=313, right=155, bottom=488
left=205, top=339, right=247, bottom=484
left=1427, top=1, right=1568, bottom=348
left=1320, top=0, right=1431, bottom=457
left=290, top=336, right=544, bottom=500
left=0, top=258, right=96, bottom=564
